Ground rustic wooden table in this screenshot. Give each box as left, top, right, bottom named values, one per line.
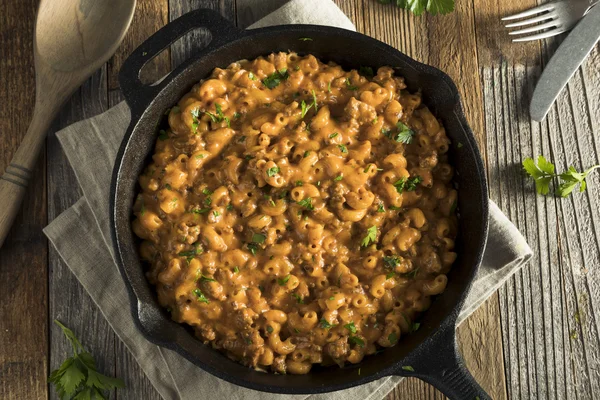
left=1, top=0, right=599, bottom=399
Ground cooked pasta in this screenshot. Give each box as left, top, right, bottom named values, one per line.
left=132, top=52, right=458, bottom=374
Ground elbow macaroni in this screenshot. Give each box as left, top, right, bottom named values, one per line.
left=132, top=52, right=458, bottom=375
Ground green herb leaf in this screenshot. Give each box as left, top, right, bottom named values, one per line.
left=523, top=156, right=555, bottom=195
left=361, top=226, right=378, bottom=247
left=329, top=132, right=339, bottom=139
left=193, top=288, right=210, bottom=303
left=252, top=233, right=266, bottom=244
left=297, top=197, right=314, bottom=210
left=379, top=0, right=454, bottom=16
left=248, top=72, right=256, bottom=80
left=262, top=69, right=289, bottom=89
left=158, top=130, right=169, bottom=140
left=199, top=275, right=216, bottom=283
left=277, top=275, right=291, bottom=286
left=394, top=122, right=415, bottom=144
left=346, top=79, right=359, bottom=91
left=49, top=321, right=125, bottom=399
left=291, top=293, right=304, bottom=304
left=319, top=318, right=334, bottom=329
left=338, top=144, right=348, bottom=153
left=344, top=322, right=357, bottom=334
left=334, top=175, right=343, bottom=181
left=401, top=365, right=415, bottom=372
left=388, top=332, right=398, bottom=344
left=393, top=176, right=422, bottom=193
left=383, top=255, right=402, bottom=269
left=266, top=325, right=274, bottom=333
left=267, top=166, right=280, bottom=177
left=298, top=37, right=313, bottom=41
left=349, top=336, right=365, bottom=347
left=358, top=66, right=374, bottom=78
left=377, top=204, right=385, bottom=213
left=303, top=151, right=310, bottom=158
left=233, top=266, right=240, bottom=273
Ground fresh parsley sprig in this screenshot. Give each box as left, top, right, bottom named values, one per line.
left=49, top=320, right=125, bottom=400
left=523, top=156, right=599, bottom=197
left=378, top=0, right=455, bottom=16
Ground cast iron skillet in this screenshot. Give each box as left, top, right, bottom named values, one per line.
left=111, top=8, right=490, bottom=399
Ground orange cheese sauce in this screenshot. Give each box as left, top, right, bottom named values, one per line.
left=132, top=52, right=458, bottom=374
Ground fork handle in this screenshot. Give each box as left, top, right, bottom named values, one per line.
left=0, top=105, right=54, bottom=247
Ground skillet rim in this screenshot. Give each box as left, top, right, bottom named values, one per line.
left=110, top=21, right=490, bottom=394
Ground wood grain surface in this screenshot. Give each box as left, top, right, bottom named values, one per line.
left=1, top=0, right=599, bottom=399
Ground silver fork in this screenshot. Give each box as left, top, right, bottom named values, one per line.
left=503, top=0, right=597, bottom=42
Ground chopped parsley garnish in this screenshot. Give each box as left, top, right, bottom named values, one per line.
left=247, top=243, right=259, bottom=255
left=195, top=154, right=205, bottom=159
left=234, top=112, right=241, bottom=119
left=386, top=271, right=395, bottom=279
left=165, top=183, right=172, bottom=190
left=204, top=103, right=230, bottom=127
left=213, top=211, right=220, bottom=217
left=233, top=266, right=239, bottom=273
left=393, top=176, right=422, bottom=194
left=346, top=79, right=359, bottom=91
left=394, top=122, right=415, bottom=144
left=277, top=275, right=291, bottom=286
left=295, top=181, right=303, bottom=186
left=226, top=204, right=234, bottom=211
left=269, top=199, right=276, bottom=207
left=303, top=151, right=310, bottom=158
left=457, top=142, right=463, bottom=148
left=378, top=0, right=455, bottom=16
left=248, top=72, right=256, bottom=80
left=158, top=130, right=169, bottom=140
left=338, top=144, right=348, bottom=153
left=298, top=37, right=313, bottom=41
left=334, top=175, right=343, bottom=181
left=411, top=322, right=421, bottom=332
left=266, top=166, right=280, bottom=177
left=329, top=132, right=339, bottom=139
left=190, top=208, right=210, bottom=214
left=291, top=293, right=304, bottom=304
left=377, top=204, right=385, bottom=213
left=361, top=226, right=378, bottom=247
left=344, top=322, right=357, bottom=334
left=178, top=246, right=203, bottom=263
left=358, top=66, right=374, bottom=77
left=388, top=332, right=398, bottom=344
left=202, top=188, right=213, bottom=195
left=349, top=336, right=365, bottom=347
left=383, top=255, right=402, bottom=269
left=319, top=319, right=334, bottom=329
left=402, top=267, right=420, bottom=279
left=192, top=289, right=210, bottom=304
left=199, top=275, right=216, bottom=283
left=204, top=196, right=212, bottom=206
left=300, top=90, right=318, bottom=117
left=252, top=233, right=266, bottom=244
left=262, top=69, right=289, bottom=89
left=401, top=366, right=415, bottom=372
left=266, top=325, right=274, bottom=333
left=238, top=135, right=246, bottom=142
left=297, top=197, right=314, bottom=210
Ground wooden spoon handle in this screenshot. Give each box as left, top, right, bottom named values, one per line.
left=0, top=107, right=53, bottom=247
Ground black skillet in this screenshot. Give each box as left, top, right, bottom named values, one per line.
left=111, top=8, right=490, bottom=399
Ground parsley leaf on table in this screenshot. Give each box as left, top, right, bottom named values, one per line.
left=378, top=0, right=455, bottom=16
left=522, top=156, right=599, bottom=197
left=49, top=320, right=125, bottom=400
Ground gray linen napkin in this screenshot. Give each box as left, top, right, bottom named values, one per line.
left=43, top=1, right=533, bottom=398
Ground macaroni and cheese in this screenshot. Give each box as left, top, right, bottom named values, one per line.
left=132, top=52, right=458, bottom=374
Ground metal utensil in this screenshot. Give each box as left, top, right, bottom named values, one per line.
left=530, top=4, right=600, bottom=121
left=502, top=0, right=597, bottom=42
left=0, top=0, right=136, bottom=247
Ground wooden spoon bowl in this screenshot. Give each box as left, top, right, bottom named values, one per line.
left=0, top=0, right=136, bottom=247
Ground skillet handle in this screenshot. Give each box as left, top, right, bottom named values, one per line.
left=395, top=326, right=491, bottom=400
left=118, top=8, right=243, bottom=117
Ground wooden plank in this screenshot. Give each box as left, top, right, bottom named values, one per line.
left=0, top=0, right=49, bottom=399
left=107, top=0, right=170, bottom=90
left=46, top=67, right=118, bottom=400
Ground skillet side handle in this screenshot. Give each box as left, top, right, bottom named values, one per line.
left=395, top=327, right=491, bottom=400
left=118, top=8, right=243, bottom=117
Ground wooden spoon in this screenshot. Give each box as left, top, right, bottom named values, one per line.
left=0, top=0, right=136, bottom=247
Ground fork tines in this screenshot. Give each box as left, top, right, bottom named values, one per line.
left=502, top=3, right=563, bottom=42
